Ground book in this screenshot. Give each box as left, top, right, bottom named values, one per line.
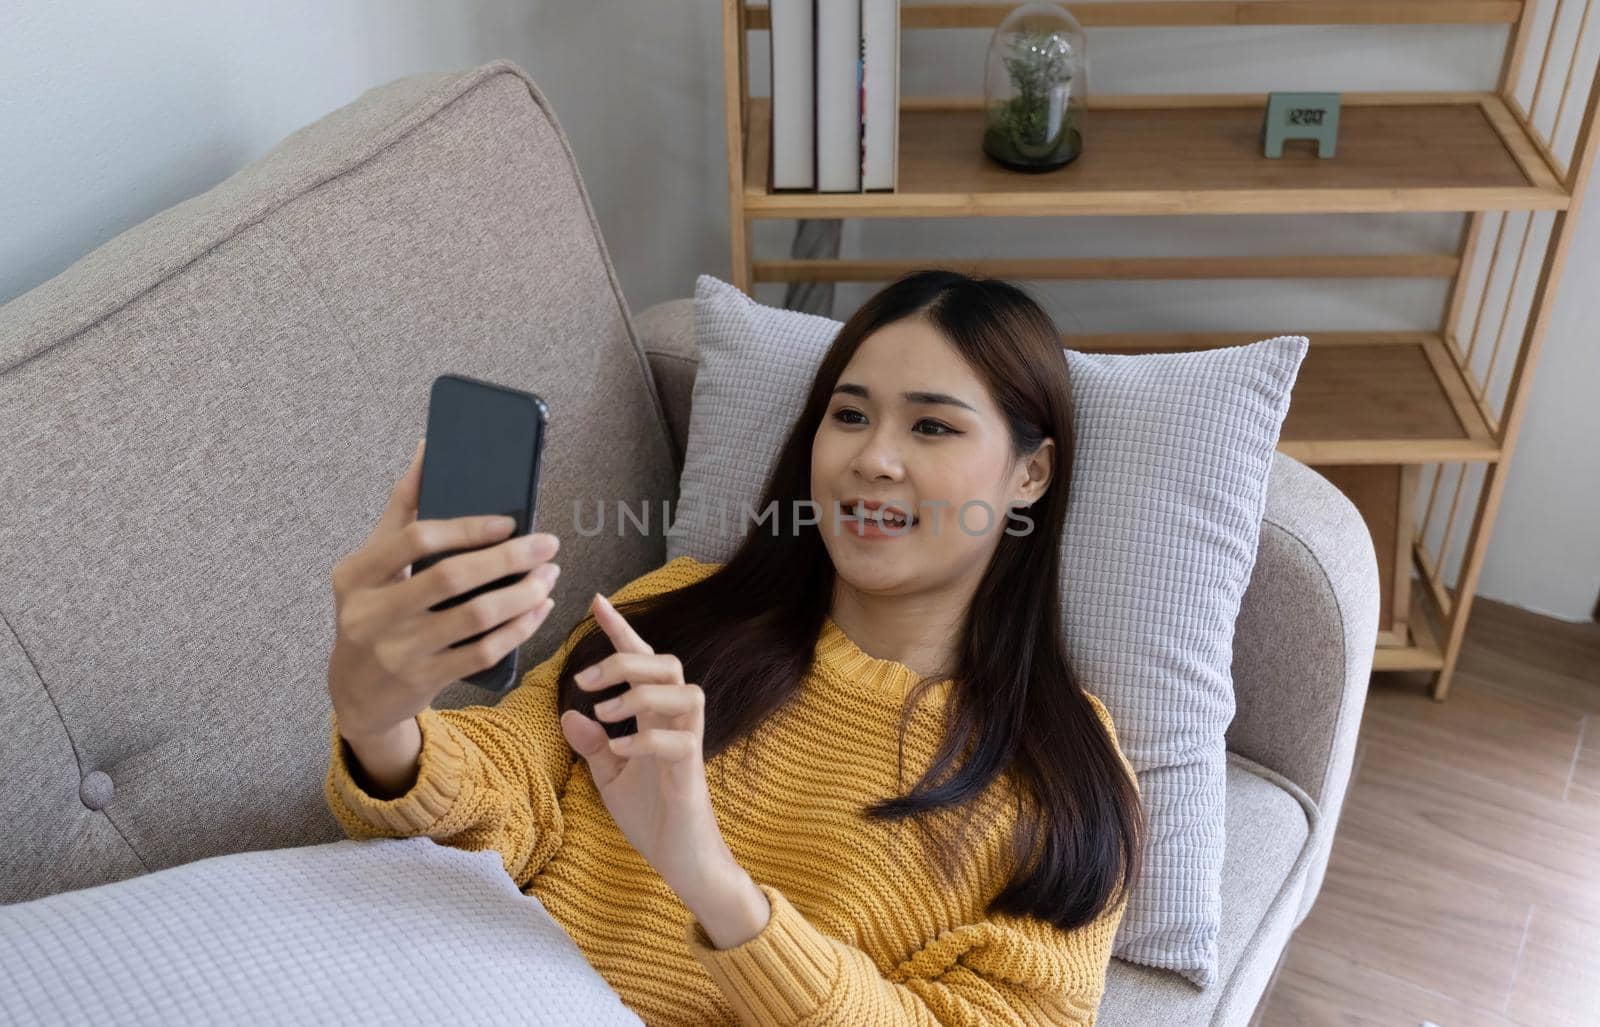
left=816, top=0, right=862, bottom=191
left=861, top=0, right=898, bottom=191
left=770, top=0, right=816, bottom=189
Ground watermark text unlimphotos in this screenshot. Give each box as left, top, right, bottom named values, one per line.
left=564, top=497, right=1035, bottom=539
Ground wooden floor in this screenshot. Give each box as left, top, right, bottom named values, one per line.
left=1257, top=597, right=1600, bottom=1026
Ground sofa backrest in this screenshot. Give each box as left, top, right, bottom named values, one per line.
left=0, top=61, right=678, bottom=902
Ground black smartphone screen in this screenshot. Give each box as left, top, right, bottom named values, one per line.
left=413, top=374, right=549, bottom=692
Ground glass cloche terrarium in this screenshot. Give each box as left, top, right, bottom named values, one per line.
left=982, top=3, right=1087, bottom=172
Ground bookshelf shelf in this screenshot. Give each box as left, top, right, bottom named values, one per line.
left=1068, top=331, right=1502, bottom=464
left=743, top=93, right=1569, bottom=217
left=744, top=2, right=1527, bottom=31
left=721, top=0, right=1600, bottom=701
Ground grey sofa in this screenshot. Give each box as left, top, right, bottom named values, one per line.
left=0, top=60, right=1379, bottom=1025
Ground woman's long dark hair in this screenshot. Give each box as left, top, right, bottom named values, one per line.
left=555, top=269, right=1144, bottom=932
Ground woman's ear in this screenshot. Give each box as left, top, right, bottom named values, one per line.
left=1015, top=438, right=1054, bottom=505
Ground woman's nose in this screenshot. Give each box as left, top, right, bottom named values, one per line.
left=851, top=432, right=904, bottom=478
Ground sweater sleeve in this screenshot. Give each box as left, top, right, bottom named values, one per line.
left=683, top=881, right=1125, bottom=1026
left=323, top=621, right=584, bottom=889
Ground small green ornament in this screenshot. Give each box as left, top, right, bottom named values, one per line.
left=983, top=11, right=1085, bottom=173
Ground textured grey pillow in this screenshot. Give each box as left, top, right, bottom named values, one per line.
left=0, top=837, right=644, bottom=1026
left=668, top=273, right=1307, bottom=988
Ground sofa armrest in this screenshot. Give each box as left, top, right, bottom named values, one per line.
left=634, top=298, right=698, bottom=478
left=1226, top=451, right=1380, bottom=919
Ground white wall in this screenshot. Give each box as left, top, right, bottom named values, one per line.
left=0, top=0, right=729, bottom=315
left=3, top=2, right=1596, bottom=620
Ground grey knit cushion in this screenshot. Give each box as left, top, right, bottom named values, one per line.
left=0, top=837, right=643, bottom=1026
left=668, top=274, right=1307, bottom=988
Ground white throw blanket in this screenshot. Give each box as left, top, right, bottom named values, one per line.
left=0, top=836, right=644, bottom=1026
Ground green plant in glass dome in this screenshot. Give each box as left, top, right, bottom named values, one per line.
left=983, top=17, right=1084, bottom=171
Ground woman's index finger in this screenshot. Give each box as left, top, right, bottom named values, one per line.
left=592, top=592, right=654, bottom=655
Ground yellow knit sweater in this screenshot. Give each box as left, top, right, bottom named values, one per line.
left=325, top=555, right=1134, bottom=1026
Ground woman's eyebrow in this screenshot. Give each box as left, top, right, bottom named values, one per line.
left=832, top=382, right=977, bottom=412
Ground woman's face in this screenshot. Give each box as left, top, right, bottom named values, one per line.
left=810, top=315, right=1052, bottom=594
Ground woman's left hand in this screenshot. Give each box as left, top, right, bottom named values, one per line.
left=559, top=593, right=766, bottom=942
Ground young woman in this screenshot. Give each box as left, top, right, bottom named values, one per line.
left=324, top=269, right=1145, bottom=1026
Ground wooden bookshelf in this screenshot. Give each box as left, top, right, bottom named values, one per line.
left=721, top=0, right=1600, bottom=700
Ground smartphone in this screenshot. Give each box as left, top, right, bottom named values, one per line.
left=413, top=374, right=550, bottom=692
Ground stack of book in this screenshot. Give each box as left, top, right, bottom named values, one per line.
left=769, top=0, right=900, bottom=192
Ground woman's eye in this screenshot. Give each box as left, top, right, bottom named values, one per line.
left=833, top=408, right=866, bottom=425
left=914, top=419, right=956, bottom=436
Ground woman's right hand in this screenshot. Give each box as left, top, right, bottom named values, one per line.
left=326, top=436, right=562, bottom=748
